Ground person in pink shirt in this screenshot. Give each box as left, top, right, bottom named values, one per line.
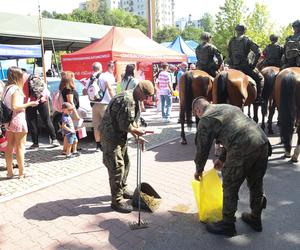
left=156, top=62, right=174, bottom=122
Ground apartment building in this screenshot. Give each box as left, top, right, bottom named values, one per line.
left=120, top=0, right=175, bottom=29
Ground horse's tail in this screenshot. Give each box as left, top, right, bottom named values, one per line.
left=262, top=69, right=277, bottom=100
left=279, top=72, right=296, bottom=152
left=184, top=71, right=193, bottom=114
left=216, top=71, right=228, bottom=103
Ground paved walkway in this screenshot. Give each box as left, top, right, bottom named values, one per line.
left=0, top=125, right=300, bottom=249
left=0, top=104, right=194, bottom=202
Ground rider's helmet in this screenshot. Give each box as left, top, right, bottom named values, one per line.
left=292, top=20, right=300, bottom=29
left=269, top=34, right=279, bottom=43
left=235, top=24, right=246, bottom=33
left=201, top=32, right=212, bottom=41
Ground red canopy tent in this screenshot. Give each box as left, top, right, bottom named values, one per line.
left=61, top=26, right=187, bottom=81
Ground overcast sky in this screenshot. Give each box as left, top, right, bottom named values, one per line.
left=0, top=0, right=297, bottom=27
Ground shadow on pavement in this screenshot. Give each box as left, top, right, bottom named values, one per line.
left=152, top=134, right=216, bottom=163
left=24, top=196, right=112, bottom=221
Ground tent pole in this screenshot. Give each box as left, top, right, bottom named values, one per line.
left=38, top=1, right=51, bottom=144
left=51, top=40, right=60, bottom=77
left=38, top=3, right=47, bottom=82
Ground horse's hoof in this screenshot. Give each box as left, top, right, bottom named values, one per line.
left=181, top=140, right=187, bottom=145
left=283, top=153, right=291, bottom=158
left=268, top=129, right=274, bottom=135
left=290, top=157, right=298, bottom=163
left=254, top=118, right=258, bottom=123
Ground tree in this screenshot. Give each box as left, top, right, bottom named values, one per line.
left=245, top=3, right=273, bottom=50
left=213, top=0, right=247, bottom=57
left=154, top=26, right=181, bottom=43
left=279, top=24, right=293, bottom=45
left=41, top=7, right=147, bottom=34
left=199, top=13, right=215, bottom=33
left=181, top=26, right=203, bottom=42
left=104, top=9, right=147, bottom=34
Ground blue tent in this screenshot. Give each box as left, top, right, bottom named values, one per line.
left=167, top=36, right=196, bottom=63
left=185, top=40, right=199, bottom=50
left=0, top=44, right=42, bottom=60
left=160, top=42, right=171, bottom=48
left=0, top=44, right=42, bottom=79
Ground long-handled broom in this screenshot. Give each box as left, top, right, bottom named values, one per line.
left=129, top=133, right=153, bottom=230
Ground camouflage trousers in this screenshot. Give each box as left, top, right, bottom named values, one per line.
left=102, top=141, right=130, bottom=204
left=221, top=143, right=268, bottom=223
left=282, top=56, right=300, bottom=69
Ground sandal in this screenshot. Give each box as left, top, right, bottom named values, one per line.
left=18, top=174, right=26, bottom=179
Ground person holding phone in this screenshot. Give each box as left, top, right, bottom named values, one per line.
left=4, top=67, right=40, bottom=179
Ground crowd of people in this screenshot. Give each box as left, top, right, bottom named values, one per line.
left=0, top=19, right=299, bottom=238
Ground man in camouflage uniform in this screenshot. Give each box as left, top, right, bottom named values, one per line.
left=193, top=98, right=269, bottom=236
left=100, top=80, right=154, bottom=213
left=195, top=32, right=223, bottom=77
left=228, top=24, right=264, bottom=103
left=262, top=34, right=283, bottom=68
left=282, top=20, right=300, bottom=69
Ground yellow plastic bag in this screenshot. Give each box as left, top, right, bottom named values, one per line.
left=192, top=168, right=223, bottom=223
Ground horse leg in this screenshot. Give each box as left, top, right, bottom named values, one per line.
left=291, top=126, right=300, bottom=162
left=261, top=101, right=268, bottom=131
left=180, top=108, right=187, bottom=145
left=267, top=101, right=275, bottom=134
left=214, top=142, right=222, bottom=157
left=247, top=105, right=251, bottom=118
left=253, top=103, right=259, bottom=123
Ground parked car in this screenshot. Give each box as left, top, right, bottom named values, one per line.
left=46, top=77, right=92, bottom=139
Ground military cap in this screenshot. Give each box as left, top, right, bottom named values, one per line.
left=235, top=24, right=246, bottom=32
left=292, top=20, right=300, bottom=28
left=138, top=80, right=154, bottom=96
left=62, top=102, right=74, bottom=110
left=269, top=34, right=279, bottom=42
left=201, top=32, right=212, bottom=41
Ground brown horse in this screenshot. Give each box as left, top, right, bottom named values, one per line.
left=179, top=70, right=213, bottom=144
left=212, top=69, right=257, bottom=108
left=254, top=66, right=280, bottom=134
left=274, top=67, right=300, bottom=161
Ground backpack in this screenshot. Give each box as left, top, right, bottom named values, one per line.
left=87, top=73, right=106, bottom=102
left=52, top=90, right=64, bottom=113
left=28, top=74, right=45, bottom=99
left=0, top=86, right=13, bottom=124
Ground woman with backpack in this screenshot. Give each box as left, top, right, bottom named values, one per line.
left=3, top=66, right=39, bottom=179
left=120, top=64, right=139, bottom=92
left=23, top=70, right=60, bottom=150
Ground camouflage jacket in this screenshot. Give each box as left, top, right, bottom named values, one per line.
left=195, top=42, right=223, bottom=67
left=194, top=104, right=268, bottom=172
left=283, top=33, right=300, bottom=61
left=228, top=35, right=261, bottom=67
left=263, top=43, right=283, bottom=65
left=100, top=90, right=140, bottom=145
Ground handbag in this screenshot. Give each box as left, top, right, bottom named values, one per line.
left=0, top=86, right=13, bottom=124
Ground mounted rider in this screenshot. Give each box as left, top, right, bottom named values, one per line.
left=262, top=34, right=283, bottom=68
left=282, top=20, right=300, bottom=69
left=228, top=24, right=264, bottom=104
left=196, top=32, right=223, bottom=77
